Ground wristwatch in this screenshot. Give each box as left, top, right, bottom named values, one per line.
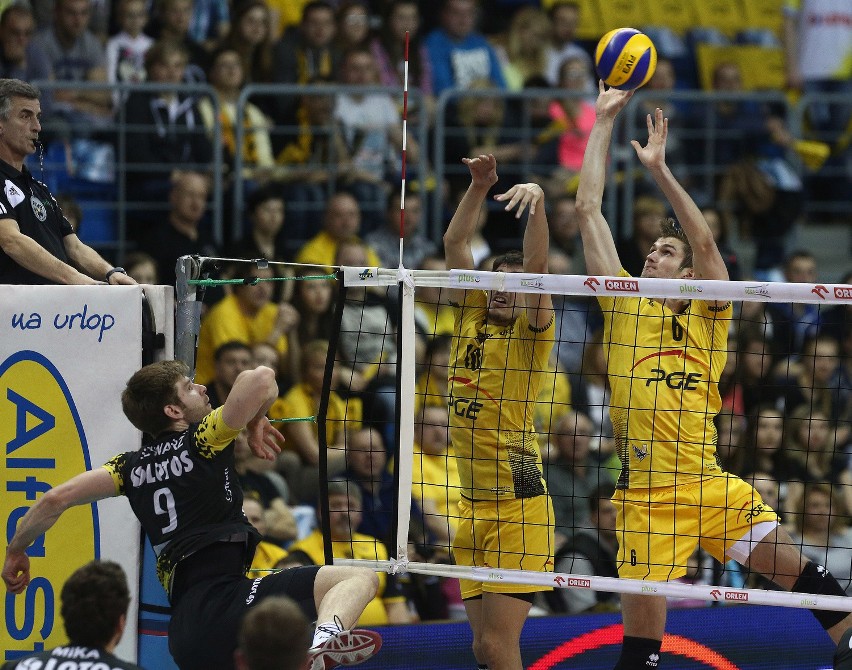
left=105, top=266, right=127, bottom=283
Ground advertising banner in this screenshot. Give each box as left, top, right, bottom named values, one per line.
left=1, top=284, right=170, bottom=663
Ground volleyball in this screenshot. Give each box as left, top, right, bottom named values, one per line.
left=594, top=28, right=657, bottom=90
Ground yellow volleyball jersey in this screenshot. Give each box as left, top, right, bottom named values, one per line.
left=598, top=271, right=732, bottom=490
left=448, top=290, right=554, bottom=501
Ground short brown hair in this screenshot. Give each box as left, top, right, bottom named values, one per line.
left=237, top=596, right=310, bottom=670
left=62, top=561, right=130, bottom=648
left=659, top=218, right=693, bottom=270
left=491, top=249, right=524, bottom=272
left=121, top=360, right=187, bottom=437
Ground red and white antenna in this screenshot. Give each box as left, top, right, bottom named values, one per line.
left=398, top=30, right=410, bottom=269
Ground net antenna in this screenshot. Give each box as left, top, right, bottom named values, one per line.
left=398, top=30, right=410, bottom=270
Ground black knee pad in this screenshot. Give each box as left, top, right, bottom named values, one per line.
left=793, top=561, right=849, bottom=630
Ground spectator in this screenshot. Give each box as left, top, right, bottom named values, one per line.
left=105, top=0, right=153, bottom=109
left=275, top=80, right=350, bottom=244
left=234, top=596, right=310, bottom=670
left=703, top=61, right=803, bottom=276
left=294, top=191, right=381, bottom=270
left=788, top=483, right=852, bottom=595
left=269, top=339, right=353, bottom=502
left=343, top=426, right=397, bottom=544
left=549, top=249, right=599, bottom=376
left=290, top=267, right=336, bottom=349
left=782, top=335, right=851, bottom=431
left=735, top=324, right=784, bottom=415
left=334, top=46, right=413, bottom=224
left=548, top=194, right=581, bottom=261
left=412, top=403, right=460, bottom=556
left=537, top=54, right=596, bottom=196
left=0, top=5, right=52, bottom=87
left=53, top=192, right=82, bottom=232
left=548, top=482, right=619, bottom=614
left=124, top=250, right=159, bottom=284
left=414, top=332, right=452, bottom=414
left=544, top=0, right=590, bottom=86
left=270, top=1, right=339, bottom=130
left=231, top=186, right=287, bottom=265
left=702, top=204, right=741, bottom=281
left=123, top=41, right=213, bottom=213
left=1, top=560, right=142, bottom=670
left=413, top=256, right=455, bottom=337
left=150, top=0, right=209, bottom=82
left=365, top=190, right=437, bottom=269
left=205, top=340, right=253, bottom=407
left=195, top=263, right=299, bottom=384
left=535, top=345, right=573, bottom=442
left=493, top=6, right=550, bottom=91
left=782, top=0, right=852, bottom=220
left=30, top=0, right=113, bottom=130
left=569, top=330, right=614, bottom=457
left=335, top=0, right=372, bottom=52
left=424, top=0, right=506, bottom=95
left=187, top=0, right=229, bottom=49
left=734, top=405, right=807, bottom=486
left=138, top=170, right=218, bottom=288
left=615, top=195, right=667, bottom=277
left=217, top=0, right=275, bottom=86
left=370, top=0, right=433, bottom=125
left=545, top=410, right=609, bottom=550
left=0, top=80, right=136, bottom=286
left=243, top=498, right=291, bottom=577
left=769, top=251, right=822, bottom=358
left=284, top=479, right=415, bottom=625
left=197, top=46, right=275, bottom=182
left=234, top=428, right=292, bottom=512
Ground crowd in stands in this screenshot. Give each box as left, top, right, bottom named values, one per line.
left=3, top=0, right=851, bottom=625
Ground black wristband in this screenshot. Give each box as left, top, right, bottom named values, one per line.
left=105, top=266, right=126, bottom=283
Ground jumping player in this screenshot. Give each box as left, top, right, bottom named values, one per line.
left=444, top=155, right=555, bottom=670
left=575, top=81, right=852, bottom=669
left=2, top=361, right=382, bottom=670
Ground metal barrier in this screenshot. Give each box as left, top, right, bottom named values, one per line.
left=22, top=81, right=852, bottom=262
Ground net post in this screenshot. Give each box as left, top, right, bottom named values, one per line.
left=175, top=254, right=203, bottom=376
left=393, top=273, right=416, bottom=562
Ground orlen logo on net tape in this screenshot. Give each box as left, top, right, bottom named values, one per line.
left=1, top=351, right=98, bottom=660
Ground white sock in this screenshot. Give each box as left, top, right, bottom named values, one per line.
left=311, top=620, right=343, bottom=649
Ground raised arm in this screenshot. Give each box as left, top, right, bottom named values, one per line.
left=494, top=182, right=554, bottom=329
left=443, top=154, right=497, bottom=303
left=3, top=468, right=117, bottom=593
left=223, top=366, right=284, bottom=461
left=631, top=108, right=729, bottom=283
left=575, top=82, right=633, bottom=277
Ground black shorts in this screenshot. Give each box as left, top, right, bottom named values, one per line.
left=168, top=548, right=320, bottom=670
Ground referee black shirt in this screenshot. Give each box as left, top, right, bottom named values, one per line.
left=0, top=157, right=74, bottom=284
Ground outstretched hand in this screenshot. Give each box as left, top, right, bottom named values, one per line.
left=630, top=107, right=667, bottom=169
left=2, top=551, right=30, bottom=594
left=494, top=183, right=544, bottom=219
left=247, top=416, right=284, bottom=461
left=594, top=80, right=634, bottom=119
left=463, top=154, right=498, bottom=188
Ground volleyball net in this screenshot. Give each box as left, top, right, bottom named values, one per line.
left=174, top=256, right=852, bottom=614
left=325, top=263, right=852, bottom=613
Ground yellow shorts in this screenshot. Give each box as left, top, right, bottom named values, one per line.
left=614, top=474, right=779, bottom=581
left=452, top=495, right=555, bottom=599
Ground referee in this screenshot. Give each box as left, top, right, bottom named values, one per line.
left=0, top=79, right=136, bottom=286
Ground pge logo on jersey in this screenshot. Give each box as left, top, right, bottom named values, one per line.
left=1, top=351, right=97, bottom=660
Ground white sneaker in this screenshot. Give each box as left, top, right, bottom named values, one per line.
left=306, top=628, right=382, bottom=670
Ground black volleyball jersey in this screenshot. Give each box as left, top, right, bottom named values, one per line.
left=0, top=645, right=144, bottom=670
left=103, top=407, right=260, bottom=597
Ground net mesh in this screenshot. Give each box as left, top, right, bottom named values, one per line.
left=327, top=265, right=852, bottom=614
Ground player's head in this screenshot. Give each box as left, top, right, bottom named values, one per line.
left=122, top=360, right=211, bottom=437
left=235, top=595, right=311, bottom=670
left=641, top=218, right=694, bottom=279
left=486, top=250, right=524, bottom=326
left=61, top=560, right=131, bottom=649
